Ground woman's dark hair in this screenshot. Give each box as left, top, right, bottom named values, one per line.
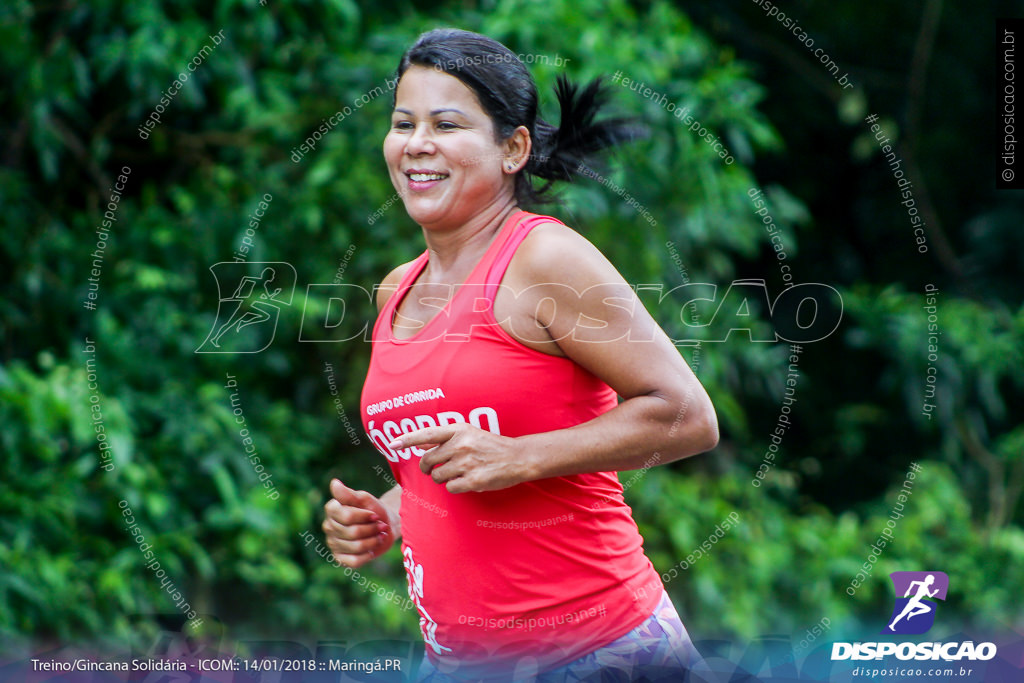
left=395, top=28, right=645, bottom=205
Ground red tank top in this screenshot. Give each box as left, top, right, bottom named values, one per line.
left=360, top=210, right=663, bottom=679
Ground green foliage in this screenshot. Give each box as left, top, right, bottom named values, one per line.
left=626, top=460, right=1024, bottom=642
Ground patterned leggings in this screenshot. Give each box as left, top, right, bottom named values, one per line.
left=417, top=590, right=711, bottom=682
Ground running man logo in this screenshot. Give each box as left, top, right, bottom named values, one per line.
left=197, top=263, right=296, bottom=353
left=882, top=571, right=949, bottom=635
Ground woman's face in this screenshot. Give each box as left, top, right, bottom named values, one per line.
left=384, top=65, right=516, bottom=230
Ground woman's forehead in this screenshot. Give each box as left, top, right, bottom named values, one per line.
left=394, top=65, right=483, bottom=114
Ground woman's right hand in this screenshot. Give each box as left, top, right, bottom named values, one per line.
left=322, top=479, right=395, bottom=568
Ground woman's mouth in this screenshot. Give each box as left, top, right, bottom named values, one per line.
left=405, top=170, right=449, bottom=191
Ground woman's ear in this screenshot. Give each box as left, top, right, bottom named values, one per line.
left=503, top=125, right=532, bottom=173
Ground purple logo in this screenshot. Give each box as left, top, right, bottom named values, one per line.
left=883, top=571, right=949, bottom=635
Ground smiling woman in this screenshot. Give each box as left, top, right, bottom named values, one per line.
left=321, top=27, right=719, bottom=683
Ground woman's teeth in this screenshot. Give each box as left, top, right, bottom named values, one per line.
left=409, top=173, right=447, bottom=181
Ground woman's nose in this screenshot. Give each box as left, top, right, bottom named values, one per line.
left=405, top=123, right=436, bottom=156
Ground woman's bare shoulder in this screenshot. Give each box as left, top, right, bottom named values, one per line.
left=511, top=220, right=621, bottom=288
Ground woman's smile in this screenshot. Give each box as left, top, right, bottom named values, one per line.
left=404, top=167, right=450, bottom=192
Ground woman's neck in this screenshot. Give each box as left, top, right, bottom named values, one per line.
left=419, top=201, right=520, bottom=281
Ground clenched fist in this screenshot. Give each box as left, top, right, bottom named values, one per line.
left=322, top=479, right=398, bottom=568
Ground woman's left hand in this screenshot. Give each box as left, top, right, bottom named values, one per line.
left=389, top=425, right=528, bottom=494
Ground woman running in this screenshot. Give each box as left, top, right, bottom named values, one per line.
left=323, top=28, right=719, bottom=682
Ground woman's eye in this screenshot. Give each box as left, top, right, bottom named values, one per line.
left=390, top=120, right=459, bottom=131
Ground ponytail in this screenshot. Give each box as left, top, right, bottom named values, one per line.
left=524, top=76, right=646, bottom=204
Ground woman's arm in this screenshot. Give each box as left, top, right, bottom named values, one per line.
left=391, top=223, right=719, bottom=493
left=379, top=484, right=402, bottom=540
left=321, top=265, right=413, bottom=566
